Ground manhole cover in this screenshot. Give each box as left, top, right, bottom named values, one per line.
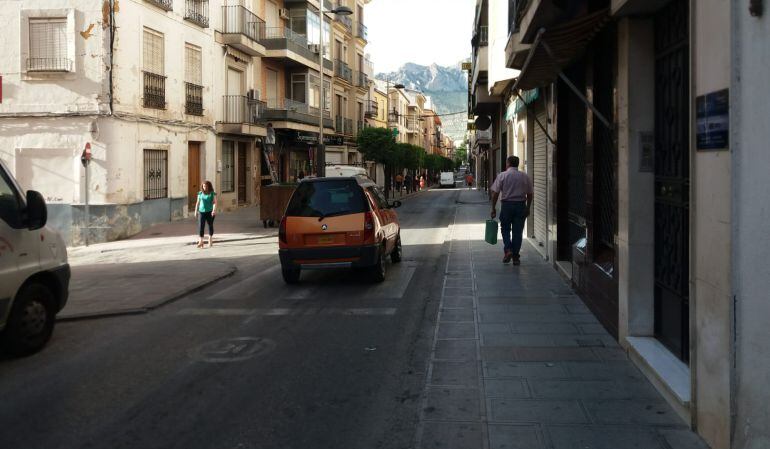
left=188, top=337, right=276, bottom=363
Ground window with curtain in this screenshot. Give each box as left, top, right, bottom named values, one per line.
left=28, top=17, right=68, bottom=71
left=143, top=28, right=164, bottom=74
left=184, top=43, right=202, bottom=84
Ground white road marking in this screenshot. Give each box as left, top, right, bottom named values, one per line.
left=208, top=264, right=281, bottom=300
left=177, top=307, right=398, bottom=316
left=284, top=264, right=417, bottom=301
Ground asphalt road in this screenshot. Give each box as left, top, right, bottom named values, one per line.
left=0, top=188, right=462, bottom=449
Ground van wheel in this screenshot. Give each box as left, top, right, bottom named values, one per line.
left=1, top=283, right=56, bottom=357
left=282, top=267, right=301, bottom=284
left=391, top=236, right=402, bottom=263
left=369, top=247, right=386, bottom=282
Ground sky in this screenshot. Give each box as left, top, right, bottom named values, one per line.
left=365, top=0, right=476, bottom=74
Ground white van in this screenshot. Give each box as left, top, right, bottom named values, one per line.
left=325, top=165, right=368, bottom=178
left=0, top=160, right=69, bottom=356
left=439, top=172, right=455, bottom=188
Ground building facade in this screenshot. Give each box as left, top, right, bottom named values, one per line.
left=0, top=0, right=372, bottom=245
left=470, top=1, right=770, bottom=448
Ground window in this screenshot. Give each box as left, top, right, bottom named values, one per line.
left=143, top=28, right=166, bottom=109
left=144, top=149, right=168, bottom=200
left=222, top=142, right=235, bottom=193
left=291, top=73, right=307, bottom=104
left=285, top=180, right=368, bottom=217
left=185, top=43, right=203, bottom=115
left=0, top=168, right=24, bottom=228
left=28, top=18, right=70, bottom=72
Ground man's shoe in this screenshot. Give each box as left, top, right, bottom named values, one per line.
left=512, top=255, right=521, bottom=266
left=503, top=251, right=513, bottom=264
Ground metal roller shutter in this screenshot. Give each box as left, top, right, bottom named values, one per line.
left=325, top=151, right=343, bottom=165
left=532, top=102, right=548, bottom=250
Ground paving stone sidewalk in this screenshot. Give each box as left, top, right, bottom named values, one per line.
left=416, top=189, right=708, bottom=449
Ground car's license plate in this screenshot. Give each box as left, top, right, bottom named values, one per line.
left=318, top=235, right=334, bottom=244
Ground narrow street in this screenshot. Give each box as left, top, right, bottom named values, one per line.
left=0, top=189, right=459, bottom=449
left=0, top=188, right=708, bottom=449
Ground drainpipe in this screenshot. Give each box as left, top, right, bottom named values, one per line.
left=109, top=0, right=115, bottom=115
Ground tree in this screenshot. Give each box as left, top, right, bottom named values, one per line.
left=357, top=127, right=395, bottom=164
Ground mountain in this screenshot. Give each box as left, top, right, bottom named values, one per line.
left=376, top=63, right=468, bottom=141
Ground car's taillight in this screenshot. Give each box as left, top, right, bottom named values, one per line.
left=279, top=217, right=287, bottom=244
left=364, top=211, right=375, bottom=242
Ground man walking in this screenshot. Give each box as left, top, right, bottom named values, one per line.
left=490, top=156, right=533, bottom=265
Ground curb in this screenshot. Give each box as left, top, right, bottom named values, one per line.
left=57, top=264, right=238, bottom=322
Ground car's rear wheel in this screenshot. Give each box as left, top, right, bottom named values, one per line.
left=282, top=266, right=301, bottom=284
left=369, top=246, right=386, bottom=282
left=1, top=282, right=56, bottom=357
left=391, top=235, right=402, bottom=263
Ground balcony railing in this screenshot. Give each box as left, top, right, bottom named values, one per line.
left=335, top=60, right=352, bottom=83
left=356, top=22, right=367, bottom=40
left=221, top=5, right=265, bottom=42
left=145, top=0, right=173, bottom=11
left=364, top=100, right=378, bottom=118
left=335, top=116, right=354, bottom=135
left=407, top=118, right=421, bottom=132
left=353, top=70, right=368, bottom=88
left=143, top=71, right=166, bottom=109
left=222, top=95, right=266, bottom=124
left=26, top=57, right=72, bottom=72
left=185, top=0, right=209, bottom=28
left=265, top=98, right=332, bottom=127
left=356, top=120, right=364, bottom=137
left=185, top=82, right=204, bottom=115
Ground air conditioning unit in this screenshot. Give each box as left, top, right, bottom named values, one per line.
left=309, top=44, right=320, bottom=54
left=279, top=8, right=290, bottom=20
left=247, top=89, right=259, bottom=100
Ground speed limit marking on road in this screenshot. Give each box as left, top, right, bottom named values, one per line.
left=188, top=337, right=276, bottom=363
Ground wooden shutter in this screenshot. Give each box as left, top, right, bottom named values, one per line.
left=185, top=43, right=202, bottom=84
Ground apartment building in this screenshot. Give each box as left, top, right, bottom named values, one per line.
left=472, top=1, right=770, bottom=448
left=0, top=0, right=372, bottom=244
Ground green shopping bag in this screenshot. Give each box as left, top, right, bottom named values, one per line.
left=485, top=219, right=498, bottom=245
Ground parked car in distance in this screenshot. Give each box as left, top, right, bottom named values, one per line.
left=278, top=176, right=401, bottom=284
left=0, top=160, right=70, bottom=356
left=439, top=172, right=455, bottom=188
left=325, top=165, right=368, bottom=178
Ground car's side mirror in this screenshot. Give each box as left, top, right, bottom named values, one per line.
left=389, top=200, right=402, bottom=209
left=25, top=190, right=47, bottom=230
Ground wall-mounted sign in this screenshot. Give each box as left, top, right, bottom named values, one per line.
left=696, top=88, right=729, bottom=151
left=639, top=131, right=654, bottom=172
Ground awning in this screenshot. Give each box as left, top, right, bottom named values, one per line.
left=512, top=9, right=613, bottom=130
left=513, top=9, right=610, bottom=91
left=506, top=88, right=540, bottom=121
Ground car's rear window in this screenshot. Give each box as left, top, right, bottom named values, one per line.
left=285, top=180, right=368, bottom=217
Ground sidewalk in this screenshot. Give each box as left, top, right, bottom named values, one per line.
left=416, top=189, right=708, bottom=449
left=60, top=206, right=276, bottom=320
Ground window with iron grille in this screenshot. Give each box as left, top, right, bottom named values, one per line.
left=28, top=18, right=71, bottom=72
left=144, top=149, right=168, bottom=200
left=221, top=142, right=235, bottom=193
left=143, top=28, right=165, bottom=109
left=185, top=43, right=203, bottom=115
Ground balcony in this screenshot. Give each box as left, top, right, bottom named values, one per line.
left=185, top=82, right=204, bottom=116
left=364, top=100, right=378, bottom=118
left=334, top=60, right=353, bottom=84
left=26, top=57, right=72, bottom=72
left=260, top=27, right=333, bottom=70
left=185, top=0, right=209, bottom=28
left=143, top=71, right=166, bottom=109
left=219, top=95, right=266, bottom=135
left=355, top=120, right=364, bottom=137
left=353, top=70, right=368, bottom=89
left=264, top=98, right=333, bottom=129
left=145, top=0, right=173, bottom=11
left=356, top=22, right=367, bottom=41
left=406, top=118, right=421, bottom=134
left=217, top=5, right=266, bottom=57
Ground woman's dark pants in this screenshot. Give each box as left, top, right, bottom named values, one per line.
left=198, top=212, right=214, bottom=237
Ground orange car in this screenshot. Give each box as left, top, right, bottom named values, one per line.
left=278, top=176, right=402, bottom=284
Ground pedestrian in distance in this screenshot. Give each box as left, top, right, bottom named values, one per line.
left=298, top=171, right=305, bottom=180
left=419, top=175, right=425, bottom=190
left=405, top=173, right=412, bottom=194
left=195, top=180, right=217, bottom=248
left=490, top=156, right=533, bottom=265
left=395, top=173, right=403, bottom=194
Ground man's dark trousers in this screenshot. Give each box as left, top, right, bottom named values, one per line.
left=500, top=200, right=526, bottom=256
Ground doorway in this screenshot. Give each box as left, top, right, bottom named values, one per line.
left=654, top=0, right=690, bottom=363
left=237, top=142, right=248, bottom=204
left=188, top=142, right=201, bottom=211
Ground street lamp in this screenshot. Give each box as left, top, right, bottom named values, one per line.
left=317, top=3, right=352, bottom=178
left=383, top=80, right=404, bottom=199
